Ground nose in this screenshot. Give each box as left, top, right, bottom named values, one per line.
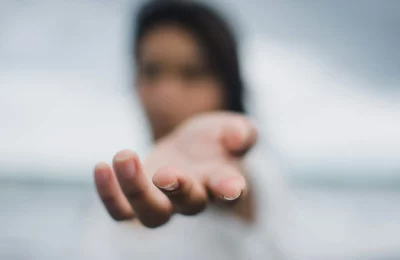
left=151, top=77, right=185, bottom=110
left=154, top=77, right=185, bottom=99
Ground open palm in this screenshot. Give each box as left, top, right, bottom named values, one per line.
left=94, top=112, right=257, bottom=227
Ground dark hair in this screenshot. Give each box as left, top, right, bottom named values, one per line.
left=133, top=0, right=246, bottom=113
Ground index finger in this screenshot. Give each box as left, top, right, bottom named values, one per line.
left=113, top=150, right=174, bottom=228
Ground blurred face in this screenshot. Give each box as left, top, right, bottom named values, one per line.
left=136, top=23, right=225, bottom=140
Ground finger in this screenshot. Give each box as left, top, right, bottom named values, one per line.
left=220, top=116, right=258, bottom=157
left=205, top=164, right=246, bottom=204
left=152, top=167, right=207, bottom=216
left=94, top=162, right=135, bottom=221
left=113, top=149, right=173, bottom=228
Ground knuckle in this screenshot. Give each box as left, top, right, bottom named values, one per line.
left=101, top=196, right=134, bottom=221
left=124, top=188, right=144, bottom=201
left=140, top=215, right=170, bottom=228
left=166, top=190, right=186, bottom=202
left=176, top=199, right=207, bottom=216
left=109, top=212, right=131, bottom=221
left=179, top=205, right=206, bottom=216
left=101, top=195, right=116, bottom=206
left=102, top=198, right=132, bottom=221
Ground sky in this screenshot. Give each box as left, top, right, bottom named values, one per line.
left=0, top=0, right=399, bottom=183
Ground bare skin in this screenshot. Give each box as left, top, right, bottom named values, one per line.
left=95, top=112, right=257, bottom=227
left=136, top=23, right=226, bottom=140
left=94, top=24, right=257, bottom=227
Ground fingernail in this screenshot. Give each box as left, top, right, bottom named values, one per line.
left=156, top=180, right=179, bottom=191
left=221, top=191, right=242, bottom=201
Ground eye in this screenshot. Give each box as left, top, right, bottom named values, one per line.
left=140, top=63, right=162, bottom=82
left=181, top=64, right=209, bottom=81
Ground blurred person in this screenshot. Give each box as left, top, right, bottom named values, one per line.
left=82, top=1, right=289, bottom=259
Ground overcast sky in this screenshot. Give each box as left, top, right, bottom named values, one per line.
left=0, top=0, right=399, bottom=182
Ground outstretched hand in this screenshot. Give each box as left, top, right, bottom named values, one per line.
left=94, top=112, right=258, bottom=228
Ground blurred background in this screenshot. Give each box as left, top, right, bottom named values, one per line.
left=1, top=0, right=399, bottom=259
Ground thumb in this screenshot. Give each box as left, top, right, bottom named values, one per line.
left=220, top=116, right=258, bottom=157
